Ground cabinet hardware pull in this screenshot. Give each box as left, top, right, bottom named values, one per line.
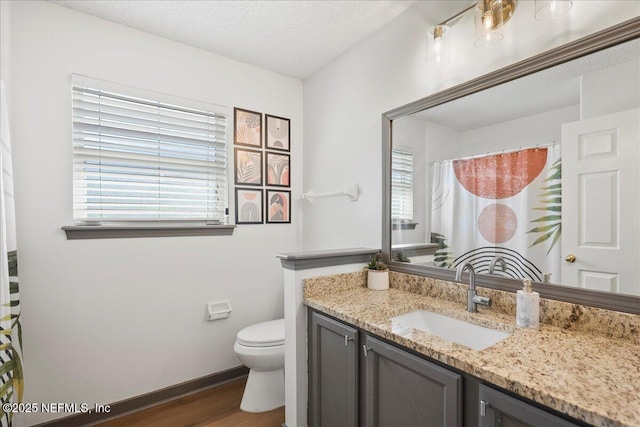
left=480, top=400, right=488, bottom=417
left=363, top=345, right=372, bottom=357
left=344, top=335, right=353, bottom=346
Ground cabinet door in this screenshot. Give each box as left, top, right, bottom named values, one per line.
left=364, top=335, right=462, bottom=427
left=479, top=385, right=579, bottom=427
left=309, top=311, right=359, bottom=427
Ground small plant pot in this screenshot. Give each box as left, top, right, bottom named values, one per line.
left=367, top=270, right=389, bottom=291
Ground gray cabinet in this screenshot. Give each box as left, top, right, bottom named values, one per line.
left=479, top=385, right=579, bottom=427
left=309, top=309, right=580, bottom=427
left=309, top=311, right=359, bottom=427
left=309, top=311, right=461, bottom=427
left=364, top=335, right=462, bottom=427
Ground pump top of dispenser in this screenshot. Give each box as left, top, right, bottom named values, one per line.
left=522, top=278, right=533, bottom=293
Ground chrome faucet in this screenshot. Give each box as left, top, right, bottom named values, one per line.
left=455, top=262, right=492, bottom=312
left=489, top=256, right=507, bottom=275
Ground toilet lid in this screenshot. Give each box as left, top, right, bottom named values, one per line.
left=236, top=318, right=284, bottom=347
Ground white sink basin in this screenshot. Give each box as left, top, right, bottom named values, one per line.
left=390, top=309, right=511, bottom=351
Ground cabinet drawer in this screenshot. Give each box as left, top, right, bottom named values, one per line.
left=479, top=384, right=579, bottom=427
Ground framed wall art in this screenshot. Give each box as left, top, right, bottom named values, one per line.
left=234, top=107, right=262, bottom=148
left=266, top=189, right=291, bottom=224
left=235, top=188, right=263, bottom=224
left=265, top=152, right=290, bottom=187
left=235, top=148, right=263, bottom=186
left=265, top=114, right=290, bottom=152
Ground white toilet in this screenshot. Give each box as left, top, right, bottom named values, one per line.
left=233, top=318, right=285, bottom=412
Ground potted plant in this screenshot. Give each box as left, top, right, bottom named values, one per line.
left=365, top=252, right=389, bottom=290
left=393, top=251, right=411, bottom=263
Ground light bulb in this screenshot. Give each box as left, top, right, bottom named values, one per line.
left=482, top=11, right=494, bottom=31
left=433, top=37, right=442, bottom=54
left=427, top=25, right=450, bottom=65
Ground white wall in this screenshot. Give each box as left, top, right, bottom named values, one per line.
left=0, top=1, right=10, bottom=92
left=302, top=0, right=640, bottom=250
left=6, top=2, right=302, bottom=425
left=582, top=58, right=640, bottom=119
left=457, top=105, right=579, bottom=156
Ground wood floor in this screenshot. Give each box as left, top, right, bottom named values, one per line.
left=94, top=377, right=284, bottom=427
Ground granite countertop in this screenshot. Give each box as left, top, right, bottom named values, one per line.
left=303, top=274, right=640, bottom=427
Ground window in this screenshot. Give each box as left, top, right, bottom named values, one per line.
left=71, top=76, right=228, bottom=224
left=391, top=148, right=413, bottom=221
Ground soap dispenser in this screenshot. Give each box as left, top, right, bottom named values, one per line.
left=516, top=278, right=540, bottom=329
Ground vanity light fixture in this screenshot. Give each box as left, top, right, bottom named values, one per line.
left=474, top=0, right=516, bottom=47
left=428, top=0, right=570, bottom=65
left=427, top=25, right=451, bottom=65
left=534, top=0, right=573, bottom=20
left=427, top=0, right=517, bottom=65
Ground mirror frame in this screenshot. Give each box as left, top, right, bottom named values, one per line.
left=382, top=17, right=640, bottom=315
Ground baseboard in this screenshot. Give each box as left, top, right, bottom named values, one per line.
left=33, top=365, right=249, bottom=427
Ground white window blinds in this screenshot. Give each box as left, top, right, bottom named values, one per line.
left=72, top=79, right=228, bottom=222
left=391, top=148, right=413, bottom=221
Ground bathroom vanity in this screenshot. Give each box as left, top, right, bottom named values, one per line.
left=303, top=271, right=640, bottom=427
left=309, top=309, right=579, bottom=427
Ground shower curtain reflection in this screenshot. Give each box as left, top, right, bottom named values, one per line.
left=430, top=145, right=561, bottom=282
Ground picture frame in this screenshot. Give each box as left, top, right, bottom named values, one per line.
left=265, top=152, right=290, bottom=187
left=266, top=189, right=291, bottom=224
left=234, top=148, right=263, bottom=186
left=235, top=188, right=263, bottom=224
left=234, top=107, right=262, bottom=148
left=265, top=114, right=290, bottom=152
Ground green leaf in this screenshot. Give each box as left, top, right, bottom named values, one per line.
left=530, top=215, right=561, bottom=223
left=0, top=359, right=14, bottom=378
left=541, top=183, right=562, bottom=190
left=527, top=223, right=560, bottom=233
left=547, top=226, right=562, bottom=255
left=539, top=189, right=561, bottom=197
left=17, top=321, right=22, bottom=349
left=541, top=198, right=562, bottom=204
left=0, top=378, right=13, bottom=405
left=534, top=206, right=561, bottom=212
left=529, top=229, right=557, bottom=247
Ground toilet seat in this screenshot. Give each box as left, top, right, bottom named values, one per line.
left=236, top=318, right=284, bottom=348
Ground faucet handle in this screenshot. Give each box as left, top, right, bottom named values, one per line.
left=489, top=256, right=507, bottom=275
left=472, top=294, right=492, bottom=307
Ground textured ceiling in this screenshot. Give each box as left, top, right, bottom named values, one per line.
left=414, top=39, right=640, bottom=132
left=51, top=0, right=420, bottom=80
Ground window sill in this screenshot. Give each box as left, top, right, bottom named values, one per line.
left=391, top=222, right=419, bottom=230
left=62, top=225, right=236, bottom=240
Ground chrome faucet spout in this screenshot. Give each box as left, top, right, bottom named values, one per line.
left=456, top=262, right=475, bottom=290
left=489, top=256, right=507, bottom=275
left=456, top=262, right=491, bottom=312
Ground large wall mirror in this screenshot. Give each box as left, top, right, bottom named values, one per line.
left=382, top=17, right=640, bottom=314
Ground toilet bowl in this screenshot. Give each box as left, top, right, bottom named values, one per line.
left=233, top=318, right=285, bottom=413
